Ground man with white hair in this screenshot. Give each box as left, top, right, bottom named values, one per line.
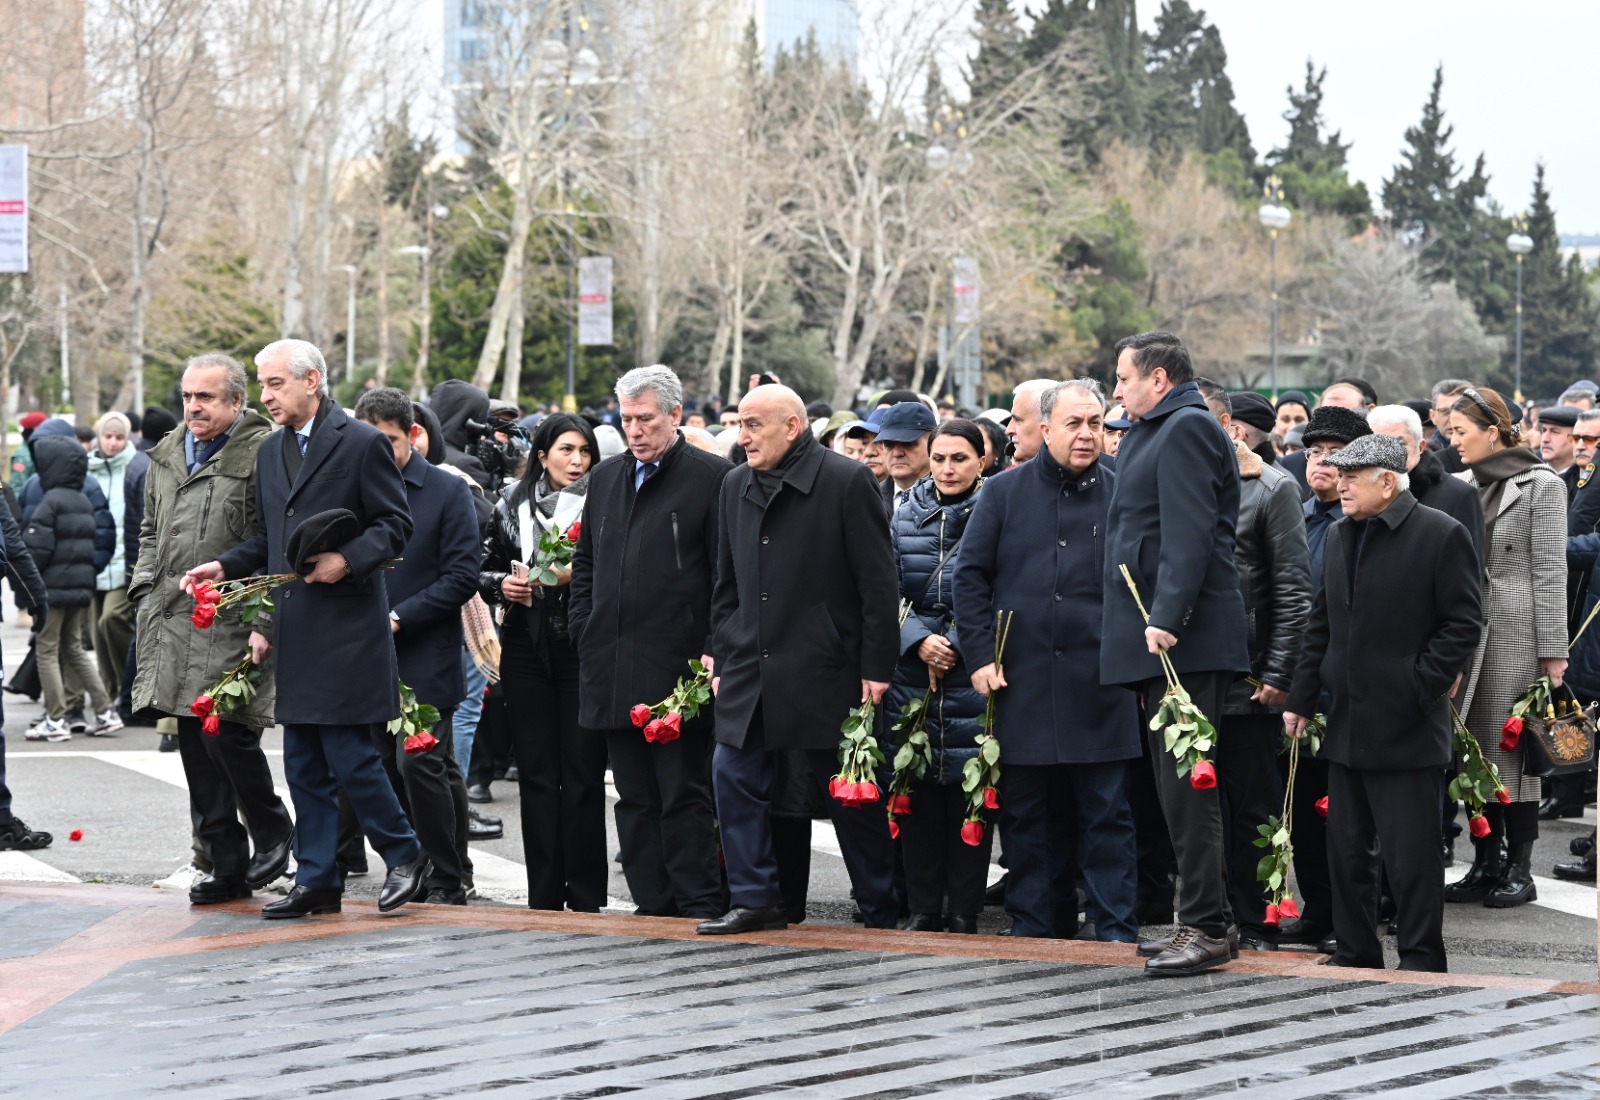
left=1566, top=407, right=1600, bottom=535
left=1285, top=433, right=1482, bottom=973
left=1367, top=404, right=1484, bottom=564
left=1005, top=379, right=1057, bottom=465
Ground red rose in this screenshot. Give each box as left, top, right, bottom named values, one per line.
left=654, top=714, right=681, bottom=744
left=69, top=829, right=83, bottom=842
left=856, top=781, right=880, bottom=804
left=662, top=711, right=682, bottom=736
left=403, top=731, right=438, bottom=756
left=191, top=603, right=217, bottom=629
left=960, top=819, right=984, bottom=847
left=888, top=819, right=900, bottom=840
left=643, top=718, right=664, bottom=743
left=1263, top=902, right=1280, bottom=927
left=566, top=520, right=582, bottom=542
left=1278, top=897, right=1300, bottom=920
left=1189, top=760, right=1217, bottom=789
left=1468, top=813, right=1491, bottom=839
left=190, top=694, right=215, bottom=718
left=1499, top=728, right=1521, bottom=752
left=1495, top=788, right=1512, bottom=805
left=1314, top=795, right=1329, bottom=819
left=888, top=792, right=912, bottom=816
left=982, top=787, right=999, bottom=811
left=200, top=585, right=224, bottom=605
left=201, top=714, right=221, bottom=736
left=1502, top=715, right=1523, bottom=737
left=829, top=775, right=846, bottom=800
left=630, top=704, right=652, bottom=728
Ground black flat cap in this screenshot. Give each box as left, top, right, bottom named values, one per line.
left=285, top=508, right=360, bottom=575
left=1300, top=406, right=1372, bottom=448
left=1229, top=391, right=1277, bottom=433
left=1539, top=405, right=1583, bottom=429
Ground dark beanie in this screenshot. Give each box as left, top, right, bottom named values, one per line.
left=1229, top=392, right=1277, bottom=433
left=1300, top=405, right=1372, bottom=448
left=1276, top=390, right=1311, bottom=412
left=142, top=406, right=178, bottom=445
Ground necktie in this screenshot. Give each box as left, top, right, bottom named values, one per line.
left=639, top=461, right=658, bottom=487
left=297, top=432, right=309, bottom=457
left=896, top=488, right=909, bottom=510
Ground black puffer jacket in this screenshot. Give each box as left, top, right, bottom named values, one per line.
left=429, top=379, right=493, bottom=492
left=23, top=435, right=100, bottom=608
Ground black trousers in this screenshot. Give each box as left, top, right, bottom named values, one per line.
left=1218, top=714, right=1284, bottom=938
left=1327, top=764, right=1447, bottom=972
left=371, top=707, right=464, bottom=892
left=501, top=634, right=609, bottom=911
left=1141, top=671, right=1234, bottom=938
left=1130, top=729, right=1176, bottom=910
left=469, top=681, right=514, bottom=789
left=901, top=783, right=993, bottom=919
left=176, top=715, right=293, bottom=881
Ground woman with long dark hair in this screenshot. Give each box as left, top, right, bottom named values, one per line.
left=479, top=412, right=607, bottom=911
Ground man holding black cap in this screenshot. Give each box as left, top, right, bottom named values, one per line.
left=875, top=402, right=937, bottom=515
left=1285, top=433, right=1482, bottom=972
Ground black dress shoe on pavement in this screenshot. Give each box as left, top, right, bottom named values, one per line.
left=946, top=914, right=978, bottom=934
left=1552, top=855, right=1597, bottom=882
left=1238, top=932, right=1278, bottom=952
left=466, top=784, right=493, bottom=804
left=246, top=830, right=294, bottom=889
left=1143, top=926, right=1232, bottom=976
left=696, top=906, right=788, bottom=935
left=466, top=814, right=503, bottom=841
left=423, top=887, right=468, bottom=905
left=1537, top=797, right=1584, bottom=820
left=469, top=807, right=502, bottom=828
left=1139, top=923, right=1239, bottom=959
left=903, top=913, right=943, bottom=932
left=983, top=874, right=1007, bottom=907
left=1571, top=832, right=1595, bottom=857
left=189, top=874, right=251, bottom=905
left=379, top=854, right=432, bottom=913
left=1317, top=934, right=1337, bottom=955
left=262, top=885, right=342, bottom=919
left=1276, top=918, right=1333, bottom=947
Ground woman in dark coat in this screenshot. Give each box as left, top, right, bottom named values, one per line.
left=479, top=414, right=605, bottom=911
left=885, top=420, right=989, bottom=933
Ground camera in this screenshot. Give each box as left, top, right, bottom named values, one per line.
left=463, top=418, right=530, bottom=489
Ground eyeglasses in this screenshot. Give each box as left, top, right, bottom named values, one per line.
left=1575, top=434, right=1600, bottom=446
left=1305, top=445, right=1341, bottom=463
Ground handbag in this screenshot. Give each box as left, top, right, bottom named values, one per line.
left=1522, top=687, right=1598, bottom=777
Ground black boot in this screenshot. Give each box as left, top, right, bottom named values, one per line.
left=1484, top=842, right=1537, bottom=908
left=1443, top=836, right=1504, bottom=903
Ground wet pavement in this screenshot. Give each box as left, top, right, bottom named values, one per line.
left=1, top=883, right=1595, bottom=1099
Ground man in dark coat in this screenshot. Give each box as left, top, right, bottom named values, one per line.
left=1369, top=404, right=1485, bottom=565
left=188, top=339, right=428, bottom=920
left=954, top=379, right=1143, bottom=942
left=700, top=385, right=900, bottom=934
left=1101, top=331, right=1249, bottom=976
left=353, top=388, right=480, bottom=905
left=569, top=365, right=731, bottom=919
left=1285, top=434, right=1483, bottom=972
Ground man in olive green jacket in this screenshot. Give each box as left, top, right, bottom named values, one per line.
left=130, top=353, right=293, bottom=905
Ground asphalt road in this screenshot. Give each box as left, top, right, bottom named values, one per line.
left=1, top=600, right=1593, bottom=981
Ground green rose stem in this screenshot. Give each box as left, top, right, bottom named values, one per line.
left=960, top=609, right=1012, bottom=841
left=1118, top=564, right=1218, bottom=787
left=1450, top=703, right=1512, bottom=834
left=885, top=690, right=933, bottom=837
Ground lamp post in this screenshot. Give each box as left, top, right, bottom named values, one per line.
left=1258, top=175, right=1292, bottom=401
left=331, top=264, right=357, bottom=386
left=1506, top=215, right=1533, bottom=404
left=397, top=245, right=431, bottom=397
left=926, top=107, right=976, bottom=404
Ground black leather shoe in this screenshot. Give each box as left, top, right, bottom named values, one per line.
left=1143, top=926, right=1232, bottom=976
left=189, top=874, right=251, bottom=905
left=1552, top=855, right=1597, bottom=882
left=1537, top=797, right=1584, bottom=820
left=466, top=784, right=493, bottom=804
left=469, top=807, right=502, bottom=828
left=379, top=854, right=432, bottom=913
left=1571, top=833, right=1595, bottom=857
left=696, top=906, right=788, bottom=935
left=246, top=830, right=294, bottom=889
left=423, top=887, right=468, bottom=905
left=903, top=912, right=943, bottom=932
left=262, top=885, right=341, bottom=919
left=466, top=815, right=503, bottom=841
left=946, top=914, right=978, bottom=934
left=983, top=874, right=1007, bottom=907
left=1316, top=934, right=1338, bottom=955
left=1139, top=923, right=1239, bottom=959
left=1276, top=917, right=1333, bottom=946
left=1238, top=932, right=1278, bottom=952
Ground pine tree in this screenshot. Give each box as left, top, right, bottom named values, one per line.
left=1268, top=61, right=1370, bottom=226
left=1144, top=1, right=1254, bottom=164
left=1512, top=164, right=1597, bottom=395
left=1026, top=0, right=1146, bottom=153
left=968, top=0, right=1026, bottom=107
left=1381, top=66, right=1455, bottom=246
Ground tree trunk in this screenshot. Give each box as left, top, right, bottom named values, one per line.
left=726, top=260, right=745, bottom=404
left=703, top=289, right=731, bottom=402
left=473, top=156, right=535, bottom=391
left=500, top=252, right=525, bottom=404
left=375, top=204, right=390, bottom=386
left=908, top=268, right=939, bottom=393
left=637, top=160, right=661, bottom=366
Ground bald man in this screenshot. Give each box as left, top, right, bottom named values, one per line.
left=699, top=385, right=902, bottom=934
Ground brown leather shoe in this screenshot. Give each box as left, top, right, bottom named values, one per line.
left=1138, top=923, right=1239, bottom=959
left=1143, top=925, right=1232, bottom=976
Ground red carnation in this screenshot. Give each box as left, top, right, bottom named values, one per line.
left=1278, top=897, right=1300, bottom=920
left=1264, top=902, right=1280, bottom=927
left=201, top=714, right=221, bottom=736
left=1189, top=760, right=1217, bottom=790
left=888, top=792, right=912, bottom=816
left=1315, top=795, right=1329, bottom=819
left=191, top=603, right=217, bottom=629
left=888, top=819, right=900, bottom=840
left=855, top=781, right=880, bottom=804
left=403, top=731, right=438, bottom=756
left=630, top=704, right=652, bottom=728
left=566, top=520, right=582, bottom=542
left=190, top=694, right=215, bottom=718
left=69, top=829, right=83, bottom=842
left=960, top=819, right=984, bottom=847
left=982, top=787, right=999, bottom=811
left=1495, top=788, right=1512, bottom=805
left=1468, top=813, right=1491, bottom=839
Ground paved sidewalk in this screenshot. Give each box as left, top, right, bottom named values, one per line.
left=1, top=883, right=1596, bottom=1099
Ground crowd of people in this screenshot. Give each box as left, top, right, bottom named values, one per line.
left=0, top=331, right=1594, bottom=976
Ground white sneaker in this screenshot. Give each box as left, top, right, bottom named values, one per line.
left=154, top=863, right=206, bottom=890
left=90, top=708, right=124, bottom=736
left=26, top=718, right=71, bottom=742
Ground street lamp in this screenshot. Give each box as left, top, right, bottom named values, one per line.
left=1258, top=175, right=1292, bottom=401
left=1506, top=215, right=1534, bottom=403
left=331, top=264, right=357, bottom=386
left=397, top=245, right=431, bottom=398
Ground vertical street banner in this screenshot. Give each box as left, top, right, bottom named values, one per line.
left=0, top=145, right=27, bottom=273
left=951, top=257, right=979, bottom=325
left=578, top=256, right=612, bottom=346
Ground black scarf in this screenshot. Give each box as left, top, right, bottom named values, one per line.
left=1469, top=445, right=1543, bottom=538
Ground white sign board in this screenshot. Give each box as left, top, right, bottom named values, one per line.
left=578, top=256, right=612, bottom=346
left=0, top=145, right=26, bottom=273
left=951, top=257, right=979, bottom=325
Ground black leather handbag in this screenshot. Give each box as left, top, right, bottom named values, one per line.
left=1523, top=689, right=1598, bottom=777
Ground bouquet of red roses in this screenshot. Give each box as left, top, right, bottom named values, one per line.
left=884, top=690, right=932, bottom=839
left=630, top=659, right=712, bottom=744
left=387, top=680, right=441, bottom=755
left=1254, top=715, right=1324, bottom=929
left=959, top=610, right=1012, bottom=846
left=190, top=655, right=263, bottom=735
left=1120, top=565, right=1217, bottom=789
left=830, top=700, right=883, bottom=807
left=189, top=574, right=299, bottom=630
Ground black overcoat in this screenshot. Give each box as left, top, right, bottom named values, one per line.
left=218, top=401, right=413, bottom=725
left=388, top=455, right=480, bottom=711
left=569, top=435, right=732, bottom=730
left=1285, top=494, right=1483, bottom=771
left=953, top=450, right=1141, bottom=765
left=1100, top=382, right=1250, bottom=687
left=708, top=432, right=898, bottom=750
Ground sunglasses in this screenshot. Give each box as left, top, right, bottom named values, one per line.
left=1574, top=433, right=1600, bottom=446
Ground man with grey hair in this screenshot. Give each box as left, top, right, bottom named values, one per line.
left=1367, top=404, right=1484, bottom=564
left=131, top=352, right=294, bottom=906
left=1558, top=385, right=1594, bottom=412
left=1566, top=407, right=1600, bottom=535
left=1285, top=433, right=1483, bottom=972
left=1006, top=379, right=1057, bottom=464
left=569, top=364, right=733, bottom=918
left=1427, top=379, right=1473, bottom=473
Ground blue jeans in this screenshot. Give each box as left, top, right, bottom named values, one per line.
left=453, top=646, right=488, bottom=779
